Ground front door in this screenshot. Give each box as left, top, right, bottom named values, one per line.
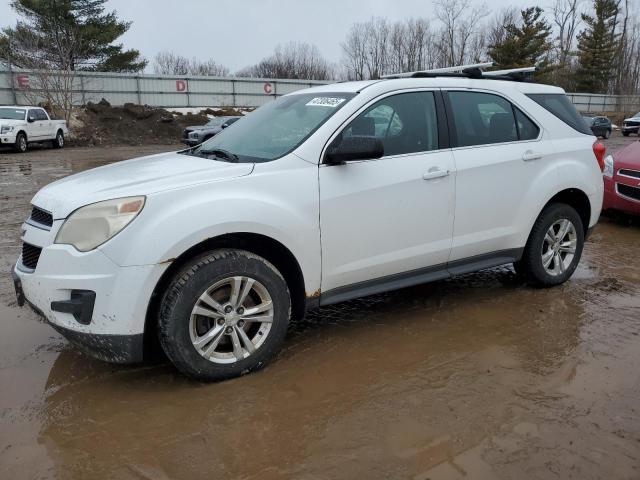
left=319, top=90, right=455, bottom=297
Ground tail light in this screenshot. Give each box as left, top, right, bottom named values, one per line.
left=593, top=141, right=606, bottom=171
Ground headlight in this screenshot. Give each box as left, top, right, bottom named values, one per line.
left=55, top=196, right=145, bottom=252
left=603, top=154, right=614, bottom=178
left=189, top=132, right=200, bottom=139
left=1, top=126, right=14, bottom=134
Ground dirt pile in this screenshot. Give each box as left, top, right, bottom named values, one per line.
left=70, top=99, right=246, bottom=146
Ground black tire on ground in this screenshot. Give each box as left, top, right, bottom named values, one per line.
left=158, top=249, right=291, bottom=381
left=604, top=129, right=611, bottom=139
left=52, top=130, right=64, bottom=148
left=622, top=131, right=630, bottom=137
left=14, top=132, right=27, bottom=153
left=514, top=203, right=585, bottom=288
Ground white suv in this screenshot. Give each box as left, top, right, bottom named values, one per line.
left=13, top=74, right=604, bottom=380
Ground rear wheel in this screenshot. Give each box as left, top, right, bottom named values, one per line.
left=603, top=129, right=611, bottom=139
left=14, top=132, right=27, bottom=153
left=52, top=130, right=64, bottom=148
left=515, top=203, right=584, bottom=287
left=158, top=249, right=291, bottom=381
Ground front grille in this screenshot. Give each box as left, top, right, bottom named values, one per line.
left=624, top=121, right=640, bottom=127
left=30, top=206, right=53, bottom=227
left=21, top=243, right=42, bottom=270
left=619, top=169, right=640, bottom=179
left=617, top=183, right=640, bottom=202
left=183, top=129, right=191, bottom=139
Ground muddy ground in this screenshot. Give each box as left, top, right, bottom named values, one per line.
left=1, top=135, right=639, bottom=479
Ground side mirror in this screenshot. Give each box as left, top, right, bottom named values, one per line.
left=324, top=135, right=384, bottom=165
left=221, top=124, right=228, bottom=129
left=27, top=116, right=35, bottom=123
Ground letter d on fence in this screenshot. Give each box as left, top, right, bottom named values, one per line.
left=176, top=80, right=186, bottom=92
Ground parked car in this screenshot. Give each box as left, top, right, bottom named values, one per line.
left=181, top=116, right=241, bottom=146
left=621, top=112, right=640, bottom=136
left=0, top=106, right=68, bottom=153
left=13, top=73, right=604, bottom=381
left=582, top=115, right=612, bottom=139
left=602, top=140, right=640, bottom=216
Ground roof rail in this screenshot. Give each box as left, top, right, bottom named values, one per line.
left=381, top=62, right=494, bottom=79
left=381, top=63, right=536, bottom=82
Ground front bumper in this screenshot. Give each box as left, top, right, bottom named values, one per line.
left=181, top=138, right=200, bottom=146
left=621, top=125, right=639, bottom=133
left=12, top=239, right=167, bottom=363
left=1, top=132, right=18, bottom=144
left=603, top=175, right=640, bottom=216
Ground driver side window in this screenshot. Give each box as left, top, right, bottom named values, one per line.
left=342, top=91, right=439, bottom=157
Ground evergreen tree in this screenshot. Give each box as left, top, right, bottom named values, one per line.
left=488, top=7, right=553, bottom=81
left=574, top=0, right=620, bottom=93
left=0, top=0, right=146, bottom=72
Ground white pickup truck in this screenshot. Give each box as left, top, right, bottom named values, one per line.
left=0, top=106, right=68, bottom=153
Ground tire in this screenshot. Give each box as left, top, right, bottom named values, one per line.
left=14, top=132, right=27, bottom=153
left=603, top=129, right=611, bottom=139
left=52, top=130, right=64, bottom=148
left=158, top=249, right=291, bottom=381
left=623, top=131, right=630, bottom=137
left=517, top=203, right=584, bottom=288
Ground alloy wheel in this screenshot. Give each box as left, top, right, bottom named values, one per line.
left=189, top=276, right=274, bottom=364
left=541, top=218, right=577, bottom=276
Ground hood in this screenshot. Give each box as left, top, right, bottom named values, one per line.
left=0, top=119, right=26, bottom=126
left=624, top=116, right=640, bottom=122
left=613, top=140, right=640, bottom=170
left=32, top=151, right=254, bottom=219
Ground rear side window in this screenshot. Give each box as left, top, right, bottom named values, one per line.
left=448, top=92, right=518, bottom=147
left=515, top=108, right=539, bottom=140
left=341, top=91, right=439, bottom=156
left=526, top=94, right=592, bottom=135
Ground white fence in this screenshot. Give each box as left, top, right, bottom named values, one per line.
left=1, top=67, right=639, bottom=113
left=0, top=68, right=328, bottom=108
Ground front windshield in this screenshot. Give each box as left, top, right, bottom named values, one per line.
left=0, top=108, right=26, bottom=120
left=634, top=112, right=640, bottom=118
left=206, top=117, right=228, bottom=127
left=189, top=92, right=356, bottom=162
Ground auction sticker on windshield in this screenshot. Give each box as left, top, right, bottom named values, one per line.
left=306, top=97, right=346, bottom=108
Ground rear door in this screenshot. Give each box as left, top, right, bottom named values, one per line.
left=319, top=90, right=455, bottom=297
left=444, top=89, right=556, bottom=263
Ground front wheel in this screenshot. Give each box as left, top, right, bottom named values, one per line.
left=14, top=132, right=27, bottom=153
left=515, top=204, right=584, bottom=287
left=623, top=131, right=630, bottom=137
left=158, top=249, right=291, bottom=381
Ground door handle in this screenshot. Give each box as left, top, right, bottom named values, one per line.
left=522, top=150, right=543, bottom=161
left=422, top=168, right=450, bottom=181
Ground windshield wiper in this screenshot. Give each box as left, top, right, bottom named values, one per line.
left=197, top=148, right=239, bottom=163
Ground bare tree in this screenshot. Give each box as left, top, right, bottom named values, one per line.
left=342, top=22, right=370, bottom=80
left=550, top=0, right=584, bottom=88
left=153, top=51, right=229, bottom=76
left=5, top=32, right=78, bottom=122
left=433, top=0, right=489, bottom=66
left=237, top=42, right=333, bottom=80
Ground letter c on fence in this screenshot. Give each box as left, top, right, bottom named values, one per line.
left=264, top=82, right=273, bottom=95
left=16, top=74, right=30, bottom=89
left=176, top=80, right=186, bottom=92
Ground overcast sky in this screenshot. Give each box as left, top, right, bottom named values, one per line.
left=0, top=0, right=550, bottom=72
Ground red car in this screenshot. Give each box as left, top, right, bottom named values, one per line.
left=603, top=140, right=640, bottom=215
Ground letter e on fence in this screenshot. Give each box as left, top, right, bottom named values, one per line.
left=16, top=74, right=30, bottom=90
left=176, top=80, right=187, bottom=92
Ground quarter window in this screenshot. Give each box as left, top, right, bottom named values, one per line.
left=341, top=91, right=439, bottom=157
left=448, top=92, right=539, bottom=147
